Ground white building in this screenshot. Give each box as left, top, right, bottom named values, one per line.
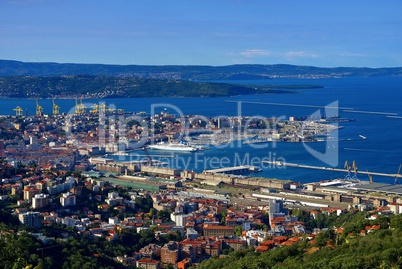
left=62, top=217, right=76, bottom=227
left=106, top=192, right=123, bottom=207
left=170, top=213, right=190, bottom=227
left=60, top=192, right=76, bottom=207
left=32, top=193, right=49, bottom=209
left=109, top=217, right=120, bottom=225
left=19, top=211, right=42, bottom=228
left=30, top=136, right=38, bottom=145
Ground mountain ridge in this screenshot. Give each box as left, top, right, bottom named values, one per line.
left=1, top=59, right=401, bottom=80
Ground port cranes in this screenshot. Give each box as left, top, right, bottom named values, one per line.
left=12, top=99, right=59, bottom=116
left=90, top=102, right=124, bottom=114
left=75, top=99, right=80, bottom=114
left=90, top=103, right=99, bottom=114
left=80, top=99, right=86, bottom=114
left=395, top=164, right=402, bottom=184
left=99, top=102, right=108, bottom=113
left=13, top=106, right=24, bottom=116
left=366, top=170, right=373, bottom=184
left=344, top=161, right=351, bottom=179
left=11, top=99, right=123, bottom=116
left=75, top=99, right=86, bottom=115
left=344, top=161, right=358, bottom=180
left=52, top=99, right=60, bottom=115
left=264, top=160, right=402, bottom=179
left=364, top=165, right=401, bottom=184
left=35, top=99, right=43, bottom=117
left=352, top=161, right=358, bottom=179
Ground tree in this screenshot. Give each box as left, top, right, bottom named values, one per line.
left=390, top=214, right=402, bottom=230
left=315, top=229, right=335, bottom=248
left=220, top=209, right=228, bottom=225
left=156, top=209, right=171, bottom=222
left=234, top=226, right=243, bottom=236
left=12, top=258, right=27, bottom=269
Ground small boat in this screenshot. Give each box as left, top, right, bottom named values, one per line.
left=113, top=152, right=129, bottom=156
left=359, top=135, right=367, bottom=140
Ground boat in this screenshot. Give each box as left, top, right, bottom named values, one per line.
left=148, top=141, right=198, bottom=152
left=359, top=135, right=367, bottom=140
left=248, top=166, right=262, bottom=172
left=113, top=151, right=129, bottom=156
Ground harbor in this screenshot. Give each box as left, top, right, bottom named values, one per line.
left=204, top=165, right=262, bottom=175
left=264, top=161, right=402, bottom=179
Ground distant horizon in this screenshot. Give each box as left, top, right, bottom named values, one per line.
left=1, top=58, right=402, bottom=69
left=2, top=1, right=402, bottom=68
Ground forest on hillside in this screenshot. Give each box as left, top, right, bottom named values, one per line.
left=0, top=75, right=309, bottom=98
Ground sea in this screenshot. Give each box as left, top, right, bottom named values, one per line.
left=1, top=76, right=402, bottom=184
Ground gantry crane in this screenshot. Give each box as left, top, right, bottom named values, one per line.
left=75, top=99, right=81, bottom=114
left=79, top=99, right=86, bottom=114
left=75, top=98, right=86, bottom=114
left=344, top=161, right=352, bottom=180
left=36, top=99, right=43, bottom=117
left=367, top=169, right=373, bottom=184
left=344, top=160, right=358, bottom=180
left=13, top=106, right=24, bottom=116
left=99, top=102, right=108, bottom=113
left=352, top=161, right=358, bottom=176
left=52, top=99, right=60, bottom=115
left=90, top=103, right=99, bottom=114
left=395, top=164, right=402, bottom=184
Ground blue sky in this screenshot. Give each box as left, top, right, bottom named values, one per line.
left=1, top=0, right=402, bottom=67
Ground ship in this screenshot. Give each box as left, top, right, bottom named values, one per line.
left=148, top=141, right=198, bottom=152
left=359, top=134, right=367, bottom=140
left=113, top=151, right=129, bottom=156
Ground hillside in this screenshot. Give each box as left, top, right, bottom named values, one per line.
left=1, top=60, right=402, bottom=80
left=197, top=211, right=402, bottom=269
left=0, top=75, right=261, bottom=98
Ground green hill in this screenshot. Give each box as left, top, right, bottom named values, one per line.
left=1, top=60, right=401, bottom=79
left=0, top=75, right=258, bottom=98
left=197, top=211, right=402, bottom=269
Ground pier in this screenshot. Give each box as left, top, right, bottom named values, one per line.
left=204, top=165, right=262, bottom=175
left=263, top=161, right=402, bottom=178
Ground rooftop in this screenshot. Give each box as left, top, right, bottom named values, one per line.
left=348, top=183, right=402, bottom=195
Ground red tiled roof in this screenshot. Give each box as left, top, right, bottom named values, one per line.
left=256, top=246, right=269, bottom=253
left=137, top=258, right=159, bottom=264
left=204, top=225, right=234, bottom=230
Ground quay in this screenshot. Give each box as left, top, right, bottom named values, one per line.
left=263, top=161, right=402, bottom=178
left=204, top=165, right=262, bottom=175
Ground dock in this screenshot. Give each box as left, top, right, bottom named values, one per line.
left=204, top=165, right=262, bottom=175
left=263, top=161, right=402, bottom=178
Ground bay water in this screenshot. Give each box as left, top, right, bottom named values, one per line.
left=1, top=77, right=401, bottom=183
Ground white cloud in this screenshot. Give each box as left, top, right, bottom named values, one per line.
left=285, top=51, right=318, bottom=58
left=240, top=49, right=272, bottom=58
left=7, top=0, right=45, bottom=4
left=336, top=52, right=365, bottom=57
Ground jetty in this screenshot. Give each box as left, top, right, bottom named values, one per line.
left=204, top=165, right=262, bottom=175
left=263, top=161, right=402, bottom=178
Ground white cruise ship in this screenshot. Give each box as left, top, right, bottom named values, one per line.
left=148, top=142, right=198, bottom=152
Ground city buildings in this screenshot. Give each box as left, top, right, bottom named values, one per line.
left=32, top=193, right=49, bottom=209
left=18, top=211, right=42, bottom=228
left=60, top=192, right=76, bottom=207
